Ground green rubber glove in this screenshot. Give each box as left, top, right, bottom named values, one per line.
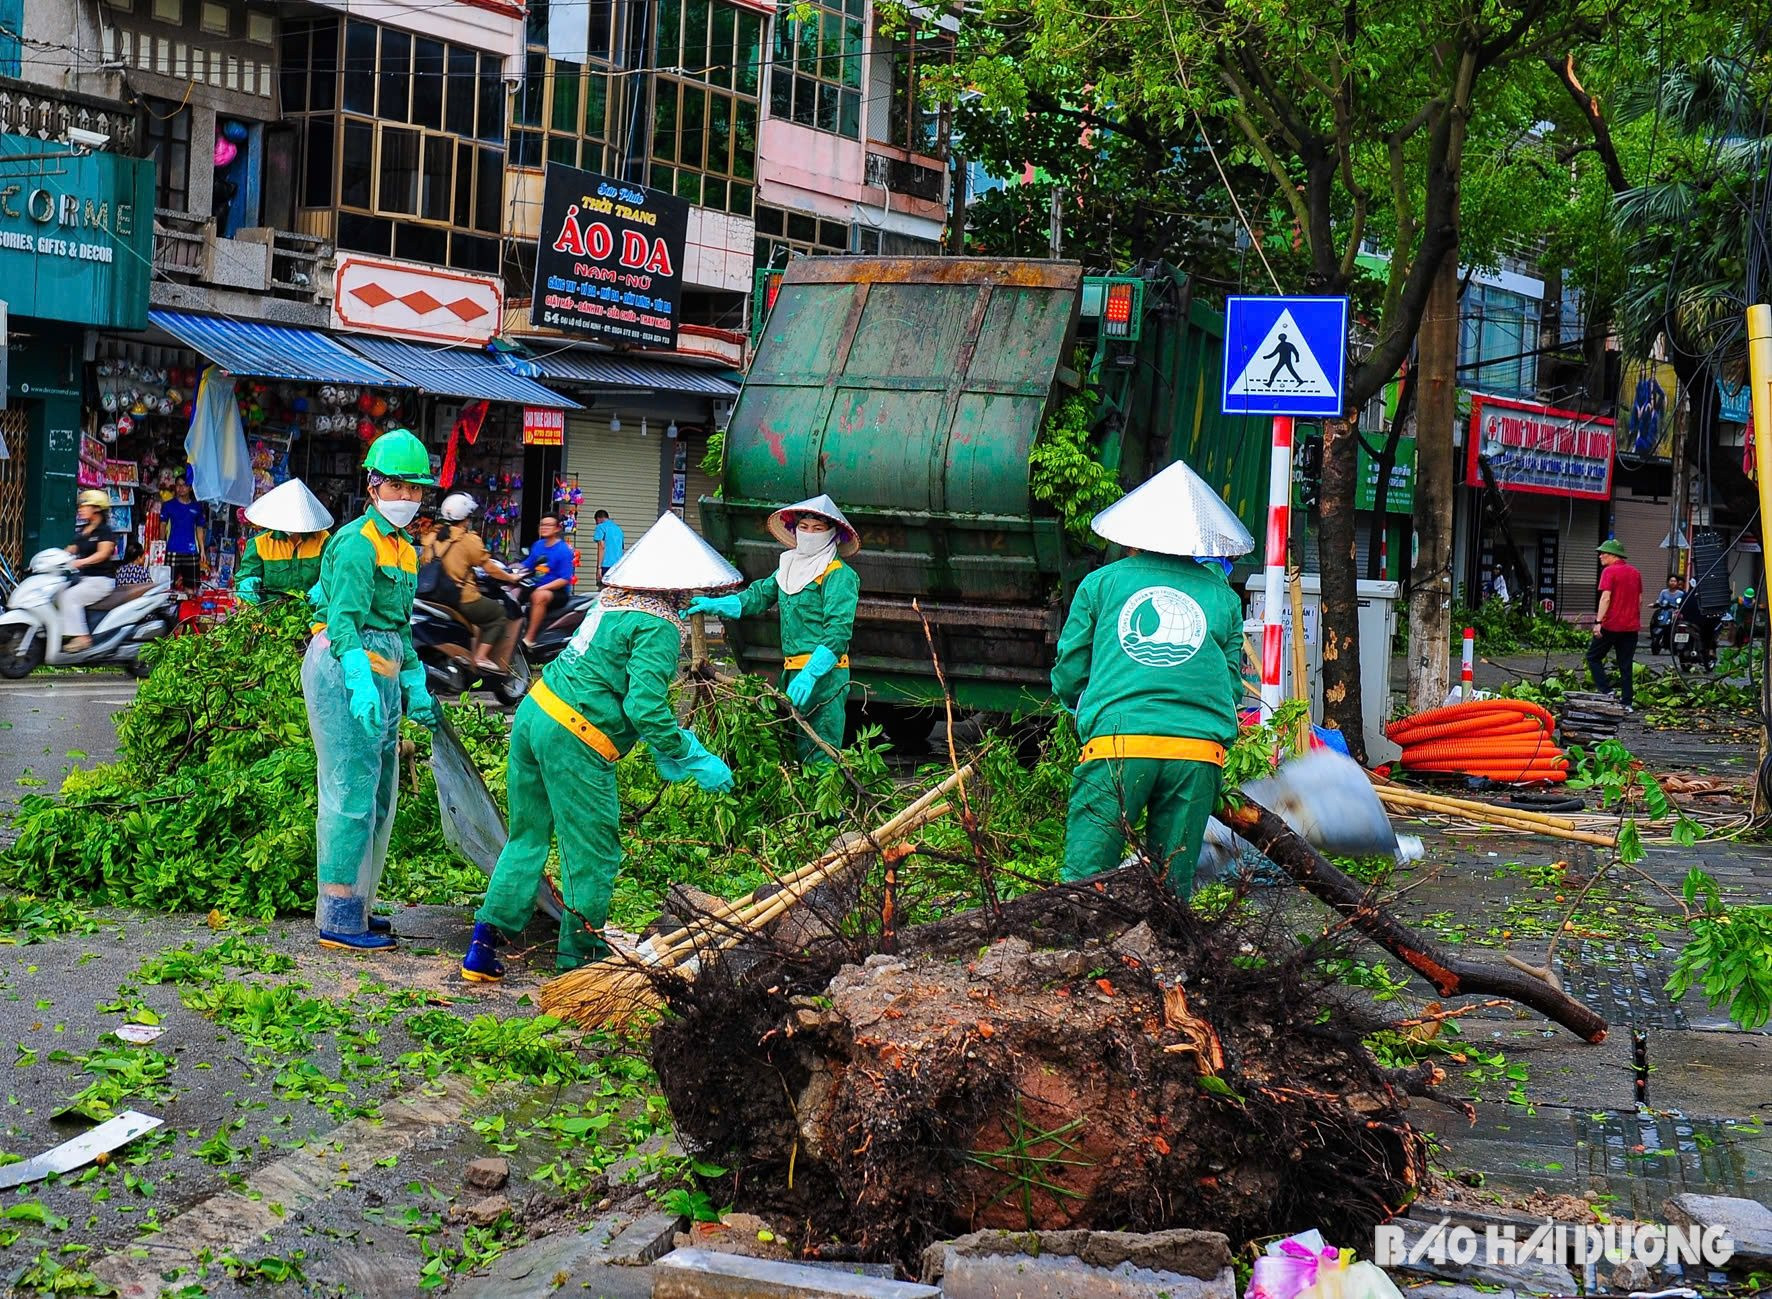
left=340, top=649, right=383, bottom=737
left=686, top=594, right=742, bottom=619
left=236, top=576, right=262, bottom=604
left=785, top=644, right=837, bottom=708
left=400, top=662, right=439, bottom=730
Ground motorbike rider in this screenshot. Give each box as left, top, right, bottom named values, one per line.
left=1051, top=459, right=1254, bottom=897
left=461, top=513, right=738, bottom=982
left=426, top=493, right=523, bottom=674
left=515, top=514, right=578, bottom=648
left=302, top=430, right=440, bottom=952
left=1651, top=575, right=1684, bottom=654
left=61, top=489, right=122, bottom=653
left=236, top=479, right=333, bottom=604
left=686, top=495, right=860, bottom=766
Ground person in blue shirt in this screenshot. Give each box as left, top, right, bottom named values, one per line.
left=591, top=510, right=624, bottom=581
left=517, top=513, right=578, bottom=646
left=160, top=476, right=207, bottom=592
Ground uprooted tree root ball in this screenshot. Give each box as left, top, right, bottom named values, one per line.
left=648, top=867, right=1431, bottom=1268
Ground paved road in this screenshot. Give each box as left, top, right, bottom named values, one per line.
left=0, top=673, right=136, bottom=841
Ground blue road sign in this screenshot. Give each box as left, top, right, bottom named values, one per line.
left=1221, top=296, right=1350, bottom=419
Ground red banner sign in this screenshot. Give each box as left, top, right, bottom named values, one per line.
left=1466, top=394, right=1614, bottom=501
left=523, top=407, right=566, bottom=446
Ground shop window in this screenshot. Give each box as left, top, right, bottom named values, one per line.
left=284, top=15, right=509, bottom=273
left=770, top=0, right=863, bottom=139
left=142, top=97, right=191, bottom=213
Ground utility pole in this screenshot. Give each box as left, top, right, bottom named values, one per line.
left=1668, top=366, right=1690, bottom=583
left=1048, top=187, right=1063, bottom=259
left=1745, top=305, right=1772, bottom=818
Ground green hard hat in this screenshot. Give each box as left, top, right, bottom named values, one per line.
left=1748, top=587, right=1757, bottom=599
left=1596, top=539, right=1628, bottom=558
left=362, top=428, right=436, bottom=485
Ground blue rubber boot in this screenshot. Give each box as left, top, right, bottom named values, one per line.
left=461, top=922, right=507, bottom=983
left=368, top=914, right=395, bottom=936
left=316, top=894, right=397, bottom=952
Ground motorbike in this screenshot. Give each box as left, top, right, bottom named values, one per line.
left=1650, top=601, right=1679, bottom=654
left=412, top=574, right=532, bottom=706
left=507, top=571, right=597, bottom=669
left=1669, top=606, right=1715, bottom=675
left=0, top=549, right=176, bottom=679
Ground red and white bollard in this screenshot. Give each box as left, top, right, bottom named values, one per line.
left=1460, top=626, right=1476, bottom=701
left=1260, top=416, right=1293, bottom=718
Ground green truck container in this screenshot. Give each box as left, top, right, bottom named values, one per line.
left=697, top=256, right=1268, bottom=720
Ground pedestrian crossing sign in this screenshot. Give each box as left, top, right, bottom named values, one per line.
left=1221, top=296, right=1349, bottom=418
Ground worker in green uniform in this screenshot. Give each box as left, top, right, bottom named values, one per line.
left=302, top=430, right=439, bottom=951
left=1052, top=459, right=1255, bottom=895
left=236, top=478, right=333, bottom=604
left=462, top=513, right=741, bottom=981
left=687, top=494, right=860, bottom=765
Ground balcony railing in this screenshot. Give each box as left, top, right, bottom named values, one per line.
left=152, top=210, right=332, bottom=303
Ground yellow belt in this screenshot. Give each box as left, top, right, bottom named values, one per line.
left=784, top=653, right=850, bottom=670
left=1079, top=735, right=1227, bottom=765
left=530, top=680, right=621, bottom=763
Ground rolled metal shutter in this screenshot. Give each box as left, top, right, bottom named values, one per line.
left=564, top=414, right=666, bottom=575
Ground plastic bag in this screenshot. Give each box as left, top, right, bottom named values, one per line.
left=1337, top=1261, right=1406, bottom=1299
left=1249, top=1232, right=1346, bottom=1299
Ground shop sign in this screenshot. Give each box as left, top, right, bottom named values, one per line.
left=0, top=143, right=154, bottom=330
left=332, top=256, right=501, bottom=346
left=1616, top=357, right=1682, bottom=461
left=1355, top=434, right=1415, bottom=512
left=1466, top=393, right=1614, bottom=501
left=531, top=163, right=688, bottom=350
left=523, top=406, right=565, bottom=446
left=1718, top=376, right=1752, bottom=425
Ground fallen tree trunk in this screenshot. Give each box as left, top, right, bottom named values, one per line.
left=1219, top=799, right=1609, bottom=1043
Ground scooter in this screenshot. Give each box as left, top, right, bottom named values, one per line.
left=1650, top=601, right=1678, bottom=654
left=1670, top=607, right=1714, bottom=675
left=0, top=549, right=176, bottom=679
left=412, top=575, right=532, bottom=706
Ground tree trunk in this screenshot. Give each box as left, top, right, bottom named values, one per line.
left=1318, top=416, right=1367, bottom=762
left=1406, top=249, right=1461, bottom=714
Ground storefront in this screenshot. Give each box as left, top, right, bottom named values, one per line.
left=1463, top=393, right=1614, bottom=617
left=0, top=139, right=154, bottom=568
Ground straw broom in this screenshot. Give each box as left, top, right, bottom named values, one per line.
left=539, top=764, right=973, bottom=1029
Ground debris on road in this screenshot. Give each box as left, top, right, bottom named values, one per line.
left=0, top=1110, right=163, bottom=1190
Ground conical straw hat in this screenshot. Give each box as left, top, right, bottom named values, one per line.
left=1090, top=460, right=1254, bottom=558
left=766, top=494, right=860, bottom=557
left=602, top=512, right=744, bottom=592
left=245, top=478, right=333, bottom=533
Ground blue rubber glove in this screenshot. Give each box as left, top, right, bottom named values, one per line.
left=785, top=644, right=838, bottom=709
left=651, top=727, right=697, bottom=783
left=306, top=580, right=326, bottom=606
left=340, top=649, right=383, bottom=737
left=686, top=594, right=742, bottom=619
left=236, top=576, right=262, bottom=604
left=400, top=662, right=439, bottom=730
left=676, top=729, right=735, bottom=793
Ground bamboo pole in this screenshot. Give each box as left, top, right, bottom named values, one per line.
left=1288, top=565, right=1311, bottom=751
left=1374, top=786, right=1617, bottom=848
left=1374, top=784, right=1584, bottom=831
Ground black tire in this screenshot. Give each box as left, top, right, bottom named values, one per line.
left=493, top=656, right=531, bottom=706
left=0, top=627, right=44, bottom=679
left=125, top=657, right=154, bottom=679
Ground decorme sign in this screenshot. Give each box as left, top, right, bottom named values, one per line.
left=1466, top=394, right=1615, bottom=501
left=531, top=163, right=689, bottom=350
left=0, top=142, right=154, bottom=330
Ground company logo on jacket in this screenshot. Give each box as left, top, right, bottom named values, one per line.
left=1117, top=587, right=1207, bottom=667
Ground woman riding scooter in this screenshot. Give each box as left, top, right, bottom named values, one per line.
left=425, top=493, right=523, bottom=674
left=61, top=489, right=122, bottom=653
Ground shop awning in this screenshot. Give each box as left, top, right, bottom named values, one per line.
left=523, top=350, right=740, bottom=397
left=342, top=337, right=580, bottom=409
left=148, top=310, right=402, bottom=386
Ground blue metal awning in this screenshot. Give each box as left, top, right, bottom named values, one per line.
left=149, top=310, right=402, bottom=386
left=342, top=337, right=580, bottom=408
left=523, top=349, right=740, bottom=397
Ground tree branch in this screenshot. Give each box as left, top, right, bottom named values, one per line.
left=1219, top=67, right=1316, bottom=236
left=1547, top=52, right=1629, bottom=193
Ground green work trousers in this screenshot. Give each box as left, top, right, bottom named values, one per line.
left=1062, top=757, right=1222, bottom=896
left=303, top=629, right=404, bottom=934
left=476, top=696, right=620, bottom=970
left=784, top=665, right=848, bottom=766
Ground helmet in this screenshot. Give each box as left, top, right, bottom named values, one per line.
left=1596, top=539, right=1628, bottom=558
left=361, top=428, right=436, bottom=485
left=78, top=489, right=112, bottom=511
left=440, top=492, right=477, bottom=523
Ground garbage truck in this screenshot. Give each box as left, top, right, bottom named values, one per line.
left=696, top=256, right=1269, bottom=738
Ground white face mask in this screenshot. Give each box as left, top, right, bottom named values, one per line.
left=377, top=496, right=421, bottom=528
left=795, top=524, right=833, bottom=555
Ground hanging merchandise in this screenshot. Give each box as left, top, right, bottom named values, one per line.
left=553, top=473, right=582, bottom=536
left=186, top=367, right=257, bottom=507
left=439, top=399, right=490, bottom=489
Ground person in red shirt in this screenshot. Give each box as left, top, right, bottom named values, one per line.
left=1588, top=538, right=1644, bottom=708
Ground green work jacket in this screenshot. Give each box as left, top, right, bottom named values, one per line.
left=1052, top=553, right=1244, bottom=747
left=239, top=529, right=328, bottom=597
left=313, top=509, right=418, bottom=664
left=737, top=559, right=859, bottom=707
left=542, top=608, right=692, bottom=762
